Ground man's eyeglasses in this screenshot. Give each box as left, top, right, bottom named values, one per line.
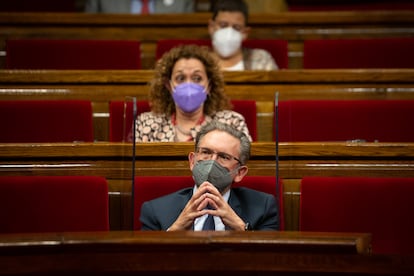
left=196, top=147, right=241, bottom=165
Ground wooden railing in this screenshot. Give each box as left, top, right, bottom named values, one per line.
left=5, top=231, right=411, bottom=276
left=1, top=141, right=413, bottom=230
left=1, top=69, right=413, bottom=141
left=1, top=11, right=413, bottom=69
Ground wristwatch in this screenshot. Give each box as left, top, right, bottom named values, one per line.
left=244, top=222, right=252, bottom=231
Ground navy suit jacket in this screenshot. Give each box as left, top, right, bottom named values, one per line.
left=140, top=186, right=279, bottom=231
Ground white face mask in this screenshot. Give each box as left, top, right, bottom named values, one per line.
left=212, top=27, right=243, bottom=58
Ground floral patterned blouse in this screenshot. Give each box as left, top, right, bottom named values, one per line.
left=244, top=48, right=279, bottom=71
left=130, top=110, right=252, bottom=142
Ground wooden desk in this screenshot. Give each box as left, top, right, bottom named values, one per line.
left=1, top=11, right=413, bottom=69
left=0, top=231, right=412, bottom=275
left=1, top=142, right=413, bottom=230
left=1, top=69, right=413, bottom=141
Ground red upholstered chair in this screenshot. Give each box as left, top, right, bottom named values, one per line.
left=6, top=39, right=141, bottom=69
left=231, top=100, right=257, bottom=141
left=0, top=176, right=109, bottom=233
left=109, top=100, right=151, bottom=142
left=155, top=39, right=289, bottom=69
left=0, top=0, right=78, bottom=12
left=300, top=176, right=414, bottom=255
left=303, top=38, right=414, bottom=69
left=109, top=100, right=258, bottom=141
left=287, top=1, right=414, bottom=11
left=134, top=175, right=284, bottom=230
left=0, top=100, right=94, bottom=143
left=276, top=99, right=414, bottom=142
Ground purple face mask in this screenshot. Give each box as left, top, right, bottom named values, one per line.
left=172, top=82, right=207, bottom=113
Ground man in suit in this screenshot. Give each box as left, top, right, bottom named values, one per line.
left=140, top=121, right=279, bottom=231
left=84, top=0, right=194, bottom=14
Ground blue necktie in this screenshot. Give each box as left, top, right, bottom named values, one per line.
left=202, top=214, right=215, bottom=230
left=202, top=205, right=215, bottom=230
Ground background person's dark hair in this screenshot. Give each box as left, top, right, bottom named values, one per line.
left=210, top=0, right=249, bottom=25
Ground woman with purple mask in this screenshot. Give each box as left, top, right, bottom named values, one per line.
left=129, top=44, right=251, bottom=142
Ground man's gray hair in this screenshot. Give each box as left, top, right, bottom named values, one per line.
left=195, top=121, right=251, bottom=165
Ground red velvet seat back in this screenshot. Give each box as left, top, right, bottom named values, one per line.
left=0, top=100, right=94, bottom=143
left=0, top=0, right=78, bottom=12
left=276, top=99, right=414, bottom=142
left=288, top=0, right=414, bottom=11
left=109, top=100, right=151, bottom=142
left=0, top=176, right=109, bottom=233
left=300, top=176, right=414, bottom=255
left=6, top=39, right=141, bottom=69
left=156, top=39, right=289, bottom=69
left=303, top=38, right=414, bottom=69
left=109, top=100, right=257, bottom=141
left=229, top=100, right=257, bottom=141
left=134, top=175, right=284, bottom=230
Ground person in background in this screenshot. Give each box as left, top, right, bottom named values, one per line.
left=140, top=120, right=279, bottom=231
left=129, top=44, right=251, bottom=142
left=208, top=0, right=278, bottom=70
left=84, top=0, right=194, bottom=14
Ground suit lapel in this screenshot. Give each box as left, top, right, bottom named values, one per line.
left=225, top=190, right=242, bottom=230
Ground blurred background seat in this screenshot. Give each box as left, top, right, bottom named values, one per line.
left=303, top=38, right=414, bottom=69
left=300, top=176, right=414, bottom=255
left=0, top=175, right=109, bottom=233
left=276, top=99, right=414, bottom=142
left=0, top=0, right=79, bottom=12
left=0, top=100, right=94, bottom=143
left=5, top=39, right=141, bottom=69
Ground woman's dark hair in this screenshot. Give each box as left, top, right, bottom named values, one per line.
left=210, top=0, right=249, bottom=25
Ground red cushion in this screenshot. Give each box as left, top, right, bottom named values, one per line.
left=0, top=176, right=109, bottom=233
left=156, top=39, right=289, bottom=69
left=276, top=100, right=414, bottom=142
left=0, top=100, right=94, bottom=143
left=300, top=176, right=414, bottom=255
left=133, top=175, right=283, bottom=230
left=303, top=38, right=414, bottom=69
left=109, top=100, right=151, bottom=142
left=0, top=0, right=77, bottom=12
left=288, top=0, right=414, bottom=11
left=230, top=100, right=257, bottom=141
left=6, top=39, right=141, bottom=69
left=110, top=100, right=258, bottom=141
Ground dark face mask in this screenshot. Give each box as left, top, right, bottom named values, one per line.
left=192, top=160, right=238, bottom=193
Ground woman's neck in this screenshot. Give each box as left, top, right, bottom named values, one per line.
left=173, top=108, right=204, bottom=142
left=174, top=108, right=204, bottom=129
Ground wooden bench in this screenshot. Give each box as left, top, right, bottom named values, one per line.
left=5, top=231, right=408, bottom=276
left=1, top=69, right=413, bottom=141
left=0, top=11, right=413, bottom=69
